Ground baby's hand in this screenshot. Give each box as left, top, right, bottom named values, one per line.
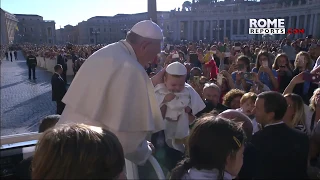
left=185, top=106, right=192, bottom=114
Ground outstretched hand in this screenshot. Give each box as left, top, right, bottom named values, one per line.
left=151, top=67, right=166, bottom=86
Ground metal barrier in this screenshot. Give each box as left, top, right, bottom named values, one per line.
left=1, top=132, right=41, bottom=146
left=1, top=133, right=166, bottom=179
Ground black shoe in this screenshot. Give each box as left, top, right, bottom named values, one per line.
left=33, top=78, right=37, bottom=80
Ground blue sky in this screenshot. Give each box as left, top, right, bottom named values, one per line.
left=2, top=0, right=186, bottom=29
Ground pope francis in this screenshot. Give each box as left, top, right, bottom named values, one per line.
left=57, top=20, right=165, bottom=165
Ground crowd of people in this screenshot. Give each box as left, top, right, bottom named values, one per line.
left=1, top=19, right=320, bottom=179
left=146, top=36, right=320, bottom=179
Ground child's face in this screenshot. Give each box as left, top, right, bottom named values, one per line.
left=295, top=55, right=306, bottom=68
left=240, top=99, right=255, bottom=116
left=164, top=74, right=186, bottom=93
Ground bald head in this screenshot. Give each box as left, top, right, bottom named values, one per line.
left=218, top=110, right=253, bottom=140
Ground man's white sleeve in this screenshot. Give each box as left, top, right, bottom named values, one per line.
left=125, top=140, right=153, bottom=166
left=111, top=130, right=152, bottom=165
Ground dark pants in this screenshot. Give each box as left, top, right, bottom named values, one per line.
left=10, top=56, right=12, bottom=61
left=62, top=70, right=67, bottom=84
left=137, top=131, right=185, bottom=179
left=28, top=66, right=36, bottom=79
left=151, top=131, right=184, bottom=172
left=137, top=160, right=159, bottom=179
left=56, top=101, right=65, bottom=115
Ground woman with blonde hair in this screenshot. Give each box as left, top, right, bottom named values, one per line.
left=293, top=51, right=313, bottom=76
left=308, top=88, right=320, bottom=172
left=308, top=88, right=320, bottom=133
left=283, top=93, right=307, bottom=134
left=32, top=124, right=125, bottom=179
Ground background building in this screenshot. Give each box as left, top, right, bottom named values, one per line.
left=14, top=14, right=56, bottom=44
left=11, top=0, right=320, bottom=45
left=170, top=0, right=320, bottom=41
left=57, top=11, right=170, bottom=45
left=1, top=8, right=19, bottom=45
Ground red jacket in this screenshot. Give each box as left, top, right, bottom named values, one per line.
left=206, top=59, right=219, bottom=80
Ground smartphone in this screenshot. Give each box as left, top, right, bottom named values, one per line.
left=193, top=76, right=200, bottom=85
left=169, top=45, right=174, bottom=52
left=242, top=72, right=254, bottom=80
left=166, top=44, right=170, bottom=51
left=262, top=61, right=268, bottom=67
left=224, top=52, right=230, bottom=57
left=237, top=64, right=245, bottom=70
left=234, top=46, right=241, bottom=51
left=303, top=73, right=320, bottom=83
left=217, top=74, right=223, bottom=86
left=172, top=53, right=179, bottom=59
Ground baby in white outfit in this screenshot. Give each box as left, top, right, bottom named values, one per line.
left=155, top=62, right=205, bottom=153
left=236, top=92, right=260, bottom=134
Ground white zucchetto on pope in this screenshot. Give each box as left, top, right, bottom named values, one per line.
left=57, top=20, right=164, bottom=165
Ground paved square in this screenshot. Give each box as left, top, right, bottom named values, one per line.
left=1, top=51, right=71, bottom=136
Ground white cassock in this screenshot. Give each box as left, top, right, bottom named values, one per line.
left=57, top=40, right=164, bottom=165
left=154, top=83, right=205, bottom=152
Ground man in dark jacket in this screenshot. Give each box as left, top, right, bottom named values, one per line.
left=196, top=83, right=228, bottom=117
left=5, top=51, right=8, bottom=60
left=51, top=64, right=67, bottom=114
left=56, top=50, right=68, bottom=83
left=10, top=51, right=13, bottom=62
left=26, top=51, right=37, bottom=80
left=239, top=91, right=309, bottom=179
left=14, top=50, right=18, bottom=60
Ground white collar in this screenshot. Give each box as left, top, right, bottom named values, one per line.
left=264, top=121, right=284, bottom=128
left=186, top=168, right=233, bottom=180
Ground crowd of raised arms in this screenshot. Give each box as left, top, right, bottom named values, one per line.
left=1, top=34, right=320, bottom=180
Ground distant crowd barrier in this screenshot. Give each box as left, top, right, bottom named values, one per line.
left=36, top=56, right=74, bottom=76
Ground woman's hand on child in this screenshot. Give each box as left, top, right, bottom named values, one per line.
left=151, top=67, right=166, bottom=86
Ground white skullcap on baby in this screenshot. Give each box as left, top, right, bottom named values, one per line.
left=166, top=62, right=187, bottom=76
left=130, top=20, right=163, bottom=40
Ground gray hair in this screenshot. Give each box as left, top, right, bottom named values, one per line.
left=203, top=83, right=221, bottom=95
left=126, top=31, right=161, bottom=45
left=126, top=31, right=145, bottom=45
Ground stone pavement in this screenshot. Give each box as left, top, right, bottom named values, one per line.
left=1, top=51, right=73, bottom=136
